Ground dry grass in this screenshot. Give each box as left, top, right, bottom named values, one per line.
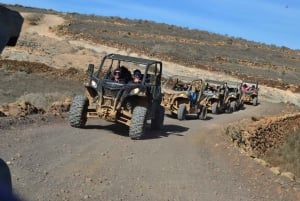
left=17, top=92, right=71, bottom=110
left=52, top=12, right=300, bottom=91
left=263, top=128, right=300, bottom=177
left=26, top=13, right=44, bottom=25
left=226, top=119, right=300, bottom=178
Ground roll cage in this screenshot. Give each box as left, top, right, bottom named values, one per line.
left=94, top=54, right=162, bottom=86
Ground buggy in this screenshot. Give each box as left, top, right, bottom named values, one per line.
left=161, top=76, right=207, bottom=120
left=202, top=79, right=239, bottom=114
left=201, top=80, right=223, bottom=114
left=69, top=54, right=165, bottom=139
left=223, top=81, right=243, bottom=112
left=240, top=80, right=259, bottom=106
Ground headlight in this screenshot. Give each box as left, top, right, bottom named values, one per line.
left=91, top=80, right=97, bottom=88
left=130, top=88, right=140, bottom=95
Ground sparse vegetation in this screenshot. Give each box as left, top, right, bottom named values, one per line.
left=0, top=59, right=86, bottom=81
left=226, top=113, right=300, bottom=177
left=263, top=128, right=300, bottom=177
left=17, top=92, right=70, bottom=110
left=46, top=11, right=299, bottom=91
left=26, top=13, right=44, bottom=25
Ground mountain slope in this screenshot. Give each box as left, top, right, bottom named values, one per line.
left=4, top=4, right=300, bottom=93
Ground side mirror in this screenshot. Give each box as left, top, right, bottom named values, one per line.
left=87, top=64, right=94, bottom=76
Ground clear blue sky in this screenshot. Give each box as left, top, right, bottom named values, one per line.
left=2, top=0, right=300, bottom=50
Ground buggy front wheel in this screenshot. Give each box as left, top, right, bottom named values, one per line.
left=129, top=106, right=147, bottom=140
left=69, top=95, right=88, bottom=128
left=211, top=102, right=218, bottom=114
left=252, top=97, right=258, bottom=106
left=177, top=104, right=187, bottom=120
left=198, top=106, right=207, bottom=120
left=230, top=101, right=237, bottom=112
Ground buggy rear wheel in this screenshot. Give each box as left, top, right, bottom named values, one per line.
left=69, top=95, right=88, bottom=128
left=151, top=105, right=165, bottom=130
left=129, top=106, right=147, bottom=140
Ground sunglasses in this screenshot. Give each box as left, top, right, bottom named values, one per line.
left=114, top=71, right=121, bottom=76
left=134, top=73, right=141, bottom=78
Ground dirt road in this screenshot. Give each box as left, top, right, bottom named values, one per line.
left=1, top=101, right=299, bottom=201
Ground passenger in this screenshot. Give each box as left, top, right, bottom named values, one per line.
left=183, top=83, right=190, bottom=91
left=132, top=69, right=142, bottom=83
left=249, top=85, right=256, bottom=91
left=241, top=83, right=249, bottom=92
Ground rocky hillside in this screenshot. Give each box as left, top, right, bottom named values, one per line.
left=3, top=4, right=300, bottom=93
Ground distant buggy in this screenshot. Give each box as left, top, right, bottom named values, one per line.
left=240, top=80, right=259, bottom=106
left=69, top=54, right=165, bottom=139
left=161, top=76, right=207, bottom=120
left=202, top=80, right=241, bottom=114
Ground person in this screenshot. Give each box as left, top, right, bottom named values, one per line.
left=112, top=67, right=124, bottom=83
left=241, top=83, right=249, bottom=92
left=112, top=66, right=132, bottom=84
left=132, top=69, right=142, bottom=83
left=249, top=85, right=256, bottom=91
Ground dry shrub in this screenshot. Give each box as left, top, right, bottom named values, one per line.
left=263, top=128, right=300, bottom=177
left=17, top=92, right=71, bottom=110
left=226, top=113, right=300, bottom=177
left=26, top=13, right=44, bottom=25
